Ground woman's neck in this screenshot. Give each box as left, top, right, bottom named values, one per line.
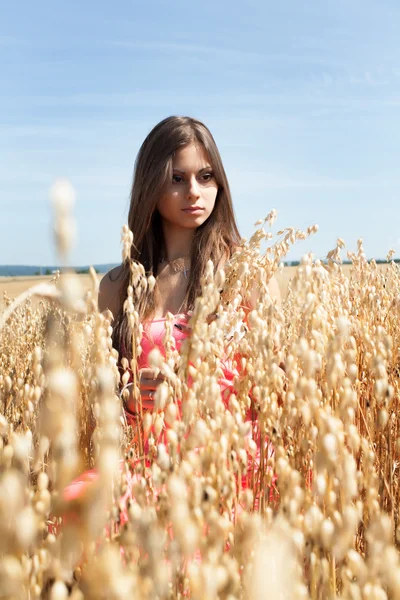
left=162, top=222, right=195, bottom=262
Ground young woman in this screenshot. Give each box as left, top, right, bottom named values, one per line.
left=98, top=115, right=281, bottom=415
left=60, top=116, right=281, bottom=538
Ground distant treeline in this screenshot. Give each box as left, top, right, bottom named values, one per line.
left=1, top=259, right=399, bottom=277
left=0, top=264, right=119, bottom=277
left=285, top=259, right=400, bottom=267
left=34, top=267, right=101, bottom=276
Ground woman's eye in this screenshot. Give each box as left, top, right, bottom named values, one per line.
left=201, top=172, right=214, bottom=182
left=172, top=172, right=214, bottom=184
left=172, top=175, right=183, bottom=183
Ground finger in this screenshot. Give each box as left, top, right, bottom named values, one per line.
left=140, top=388, right=158, bottom=396
left=139, top=367, right=159, bottom=379
left=140, top=374, right=164, bottom=382
left=139, top=378, right=164, bottom=389
left=140, top=379, right=164, bottom=390
left=140, top=392, right=155, bottom=403
left=139, top=383, right=159, bottom=393
left=140, top=371, right=164, bottom=380
left=139, top=392, right=157, bottom=406
left=140, top=367, right=157, bottom=375
left=137, top=387, right=158, bottom=398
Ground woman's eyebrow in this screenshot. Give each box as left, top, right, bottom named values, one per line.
left=172, top=166, right=212, bottom=174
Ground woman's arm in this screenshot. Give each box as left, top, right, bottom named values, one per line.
left=100, top=267, right=166, bottom=413
left=98, top=265, right=124, bottom=319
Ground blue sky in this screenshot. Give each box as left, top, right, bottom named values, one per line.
left=2, top=0, right=400, bottom=265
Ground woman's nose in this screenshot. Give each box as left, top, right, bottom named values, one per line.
left=187, top=176, right=200, bottom=199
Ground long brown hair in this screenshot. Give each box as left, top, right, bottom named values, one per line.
left=112, top=116, right=241, bottom=359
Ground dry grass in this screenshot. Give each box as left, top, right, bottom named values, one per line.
left=1, top=189, right=400, bottom=599
left=0, top=275, right=94, bottom=313
left=0, top=265, right=361, bottom=313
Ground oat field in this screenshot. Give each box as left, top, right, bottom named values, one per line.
left=1, top=188, right=400, bottom=599
left=0, top=265, right=356, bottom=314
left=0, top=276, right=94, bottom=314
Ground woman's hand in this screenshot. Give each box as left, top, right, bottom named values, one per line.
left=139, top=367, right=165, bottom=410
left=125, top=368, right=165, bottom=414
left=122, top=368, right=166, bottom=415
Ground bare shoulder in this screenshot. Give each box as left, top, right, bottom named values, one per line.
left=98, top=265, right=124, bottom=319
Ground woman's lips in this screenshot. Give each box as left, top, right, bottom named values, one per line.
left=182, top=207, right=204, bottom=214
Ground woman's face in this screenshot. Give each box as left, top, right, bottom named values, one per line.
left=157, top=142, right=218, bottom=232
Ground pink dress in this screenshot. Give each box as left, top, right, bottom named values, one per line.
left=123, top=313, right=237, bottom=422
left=62, top=314, right=277, bottom=514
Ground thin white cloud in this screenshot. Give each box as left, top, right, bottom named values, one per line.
left=19, top=89, right=372, bottom=113
left=66, top=174, right=129, bottom=188
left=0, top=36, right=21, bottom=46
left=347, top=71, right=390, bottom=86
left=0, top=168, right=130, bottom=190
left=230, top=170, right=400, bottom=192
left=0, top=125, right=73, bottom=138
left=108, top=39, right=344, bottom=69
left=28, top=91, right=170, bottom=108
left=0, top=172, right=51, bottom=185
